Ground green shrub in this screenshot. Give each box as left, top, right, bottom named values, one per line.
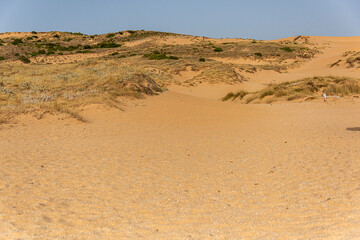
left=214, top=47, right=223, bottom=52
left=12, top=38, right=23, bottom=45
left=31, top=52, right=38, bottom=56
left=26, top=37, right=33, bottom=40
left=14, top=53, right=20, bottom=56
left=53, top=34, right=60, bottom=38
left=280, top=47, right=294, bottom=52
left=38, top=49, right=46, bottom=54
left=64, top=38, right=73, bottom=42
left=168, top=55, right=179, bottom=60
left=0, top=43, right=3, bottom=46
left=199, top=58, right=206, bottom=62
left=110, top=52, right=119, bottom=56
left=0, top=56, right=5, bottom=61
left=255, top=52, right=262, bottom=57
left=106, top=33, right=115, bottom=38
left=119, top=55, right=126, bottom=58
left=31, top=31, right=37, bottom=34
left=19, top=55, right=30, bottom=64
left=94, top=41, right=121, bottom=48
left=127, top=30, right=137, bottom=34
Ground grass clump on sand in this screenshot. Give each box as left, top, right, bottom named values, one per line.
left=223, top=76, right=360, bottom=104
left=0, top=56, right=5, bottom=61
left=214, top=47, right=223, bottom=52
left=222, top=90, right=248, bottom=101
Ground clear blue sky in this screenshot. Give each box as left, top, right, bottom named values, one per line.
left=0, top=0, right=359, bottom=40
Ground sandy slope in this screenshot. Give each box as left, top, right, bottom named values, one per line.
left=1, top=37, right=360, bottom=239
left=237, top=36, right=360, bottom=93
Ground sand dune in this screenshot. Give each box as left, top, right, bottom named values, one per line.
left=1, top=35, right=360, bottom=239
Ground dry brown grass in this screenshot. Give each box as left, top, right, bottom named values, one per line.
left=223, top=76, right=360, bottom=103
left=0, top=58, right=167, bottom=123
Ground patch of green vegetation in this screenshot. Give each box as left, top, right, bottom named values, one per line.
left=127, top=30, right=137, bottom=34
left=53, top=34, right=60, bottom=38
left=63, top=38, right=73, bottom=42
left=26, top=37, right=33, bottom=40
left=94, top=41, right=121, bottom=48
left=0, top=56, right=6, bottom=61
left=119, top=55, right=126, bottom=58
left=12, top=38, right=23, bottom=45
left=77, top=50, right=93, bottom=53
left=110, top=52, right=119, bottom=56
left=143, top=52, right=179, bottom=60
left=214, top=47, right=223, bottom=52
left=222, top=42, right=236, bottom=45
left=254, top=52, right=263, bottom=57
left=106, top=33, right=115, bottom=38
left=31, top=31, right=37, bottom=34
left=280, top=47, right=294, bottom=52
left=19, top=55, right=30, bottom=64
left=199, top=58, right=206, bottom=62
left=14, top=53, right=20, bottom=56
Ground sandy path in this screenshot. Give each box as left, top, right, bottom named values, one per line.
left=1, top=92, right=360, bottom=239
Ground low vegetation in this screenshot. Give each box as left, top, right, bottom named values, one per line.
left=0, top=58, right=166, bottom=123
left=222, top=76, right=360, bottom=103
left=143, top=51, right=179, bottom=60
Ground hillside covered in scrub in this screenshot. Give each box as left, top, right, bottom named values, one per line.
left=1, top=30, right=359, bottom=122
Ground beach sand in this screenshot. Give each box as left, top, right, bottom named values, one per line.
left=1, top=36, right=360, bottom=239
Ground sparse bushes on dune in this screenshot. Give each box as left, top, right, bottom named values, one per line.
left=0, top=56, right=6, bottom=61
left=214, top=47, right=223, bottom=52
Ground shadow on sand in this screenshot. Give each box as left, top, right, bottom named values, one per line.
left=346, top=127, right=360, bottom=132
